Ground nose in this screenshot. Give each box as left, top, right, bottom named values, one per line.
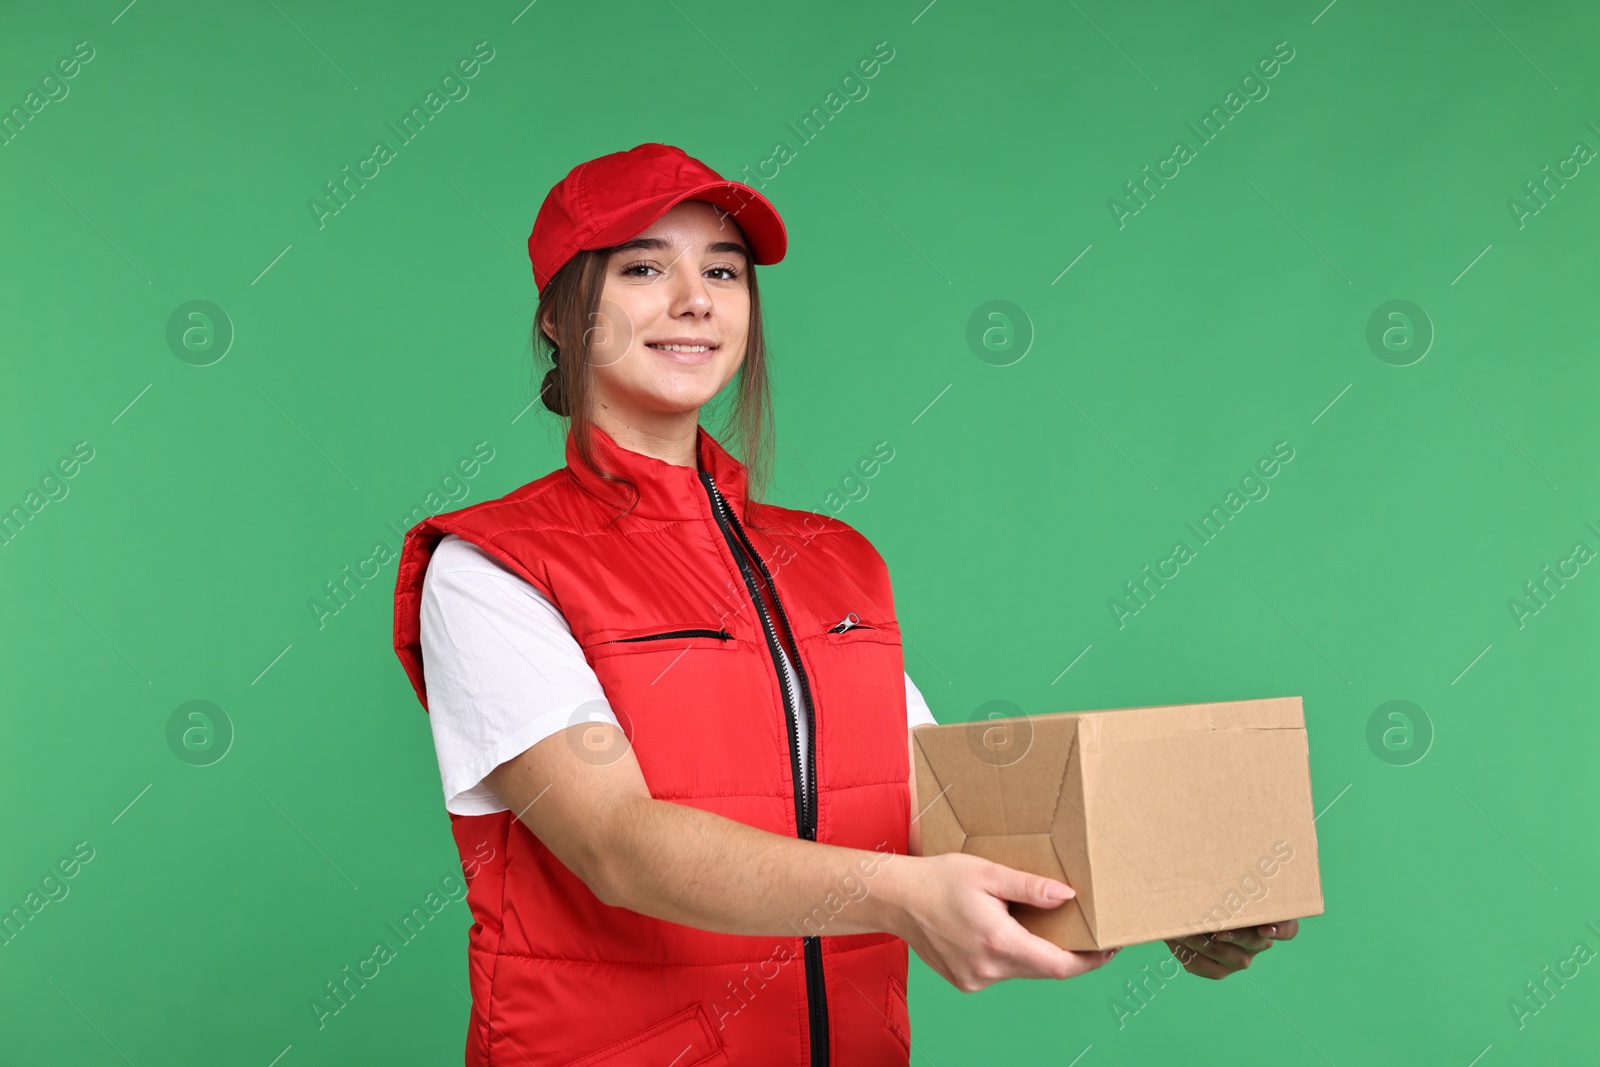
left=665, top=259, right=714, bottom=316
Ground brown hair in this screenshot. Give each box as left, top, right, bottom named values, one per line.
left=531, top=244, right=775, bottom=529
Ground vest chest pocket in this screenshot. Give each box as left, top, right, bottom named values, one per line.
left=585, top=624, right=740, bottom=660
left=816, top=611, right=901, bottom=645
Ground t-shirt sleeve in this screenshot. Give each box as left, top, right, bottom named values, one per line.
left=419, top=533, right=620, bottom=815
left=905, top=670, right=937, bottom=728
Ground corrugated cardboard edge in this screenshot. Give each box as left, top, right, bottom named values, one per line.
left=1025, top=719, right=1100, bottom=948
left=911, top=726, right=966, bottom=858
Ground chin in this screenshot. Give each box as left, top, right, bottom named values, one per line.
left=651, top=391, right=721, bottom=415
left=616, top=382, right=715, bottom=415
left=655, top=372, right=734, bottom=405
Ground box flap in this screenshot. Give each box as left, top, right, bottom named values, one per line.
left=911, top=727, right=966, bottom=857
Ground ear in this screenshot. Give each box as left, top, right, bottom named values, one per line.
left=537, top=307, right=557, bottom=341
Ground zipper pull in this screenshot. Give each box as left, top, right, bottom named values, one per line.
left=830, top=612, right=861, bottom=633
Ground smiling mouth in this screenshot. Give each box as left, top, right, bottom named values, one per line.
left=646, top=343, right=718, bottom=354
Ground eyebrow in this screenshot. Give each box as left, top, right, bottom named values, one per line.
left=608, top=237, right=749, bottom=260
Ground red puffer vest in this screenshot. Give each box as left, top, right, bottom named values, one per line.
left=392, top=422, right=913, bottom=1066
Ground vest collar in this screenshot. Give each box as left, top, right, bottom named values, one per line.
left=564, top=421, right=751, bottom=522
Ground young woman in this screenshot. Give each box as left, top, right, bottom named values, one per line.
left=391, top=143, right=1294, bottom=1066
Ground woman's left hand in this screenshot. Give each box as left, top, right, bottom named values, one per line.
left=1163, top=919, right=1300, bottom=979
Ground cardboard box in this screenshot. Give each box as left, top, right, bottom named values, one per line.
left=911, top=696, right=1324, bottom=950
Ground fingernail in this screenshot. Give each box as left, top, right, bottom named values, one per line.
left=1046, top=883, right=1073, bottom=901
left=1214, top=930, right=1231, bottom=941
left=1264, top=925, right=1278, bottom=937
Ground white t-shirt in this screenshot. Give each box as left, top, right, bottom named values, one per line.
left=419, top=534, right=938, bottom=815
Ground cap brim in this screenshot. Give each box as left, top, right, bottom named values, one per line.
left=581, top=180, right=787, bottom=267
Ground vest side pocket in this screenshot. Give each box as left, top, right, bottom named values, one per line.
left=885, top=973, right=912, bottom=1055
left=557, top=1001, right=727, bottom=1067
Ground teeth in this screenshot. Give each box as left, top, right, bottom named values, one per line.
left=649, top=344, right=712, bottom=353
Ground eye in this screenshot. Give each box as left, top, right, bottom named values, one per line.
left=617, top=261, right=742, bottom=281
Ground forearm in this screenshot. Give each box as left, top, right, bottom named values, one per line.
left=592, top=795, right=914, bottom=941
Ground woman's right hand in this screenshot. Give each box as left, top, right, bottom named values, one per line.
left=883, top=852, right=1119, bottom=992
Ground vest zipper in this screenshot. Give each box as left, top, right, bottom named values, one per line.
left=698, top=471, right=830, bottom=1067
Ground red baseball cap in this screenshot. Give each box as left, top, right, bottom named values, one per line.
left=528, top=143, right=788, bottom=294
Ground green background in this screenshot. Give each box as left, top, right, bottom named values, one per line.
left=2, top=0, right=1596, bottom=1063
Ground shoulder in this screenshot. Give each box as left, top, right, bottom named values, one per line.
left=426, top=533, right=517, bottom=578
left=749, top=501, right=887, bottom=562
left=438, top=467, right=574, bottom=535
left=419, top=466, right=603, bottom=567
left=749, top=499, right=866, bottom=537
left=422, top=534, right=558, bottom=610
